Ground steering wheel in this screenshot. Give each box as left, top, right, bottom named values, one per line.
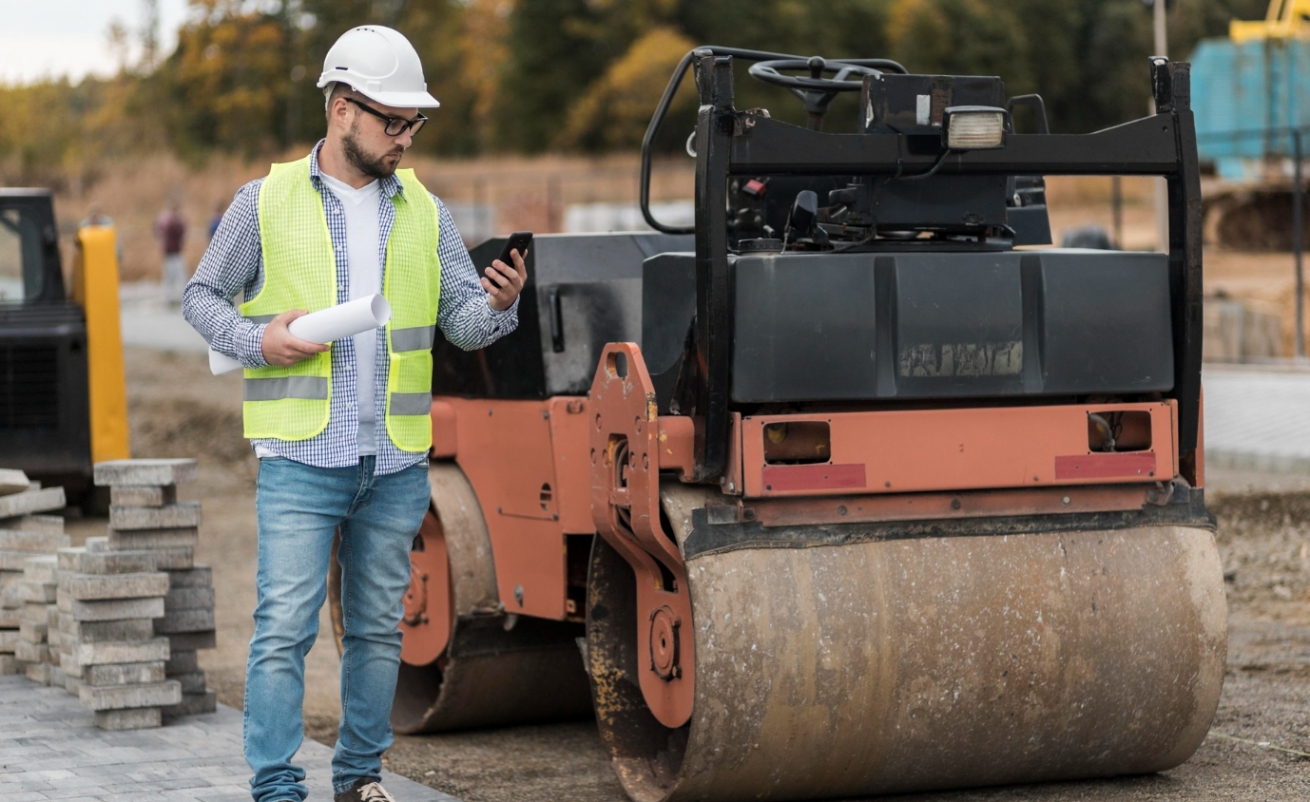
left=749, top=56, right=892, bottom=129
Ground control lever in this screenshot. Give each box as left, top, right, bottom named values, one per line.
left=783, top=190, right=829, bottom=247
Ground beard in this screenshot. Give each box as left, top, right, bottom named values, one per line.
left=342, top=122, right=404, bottom=179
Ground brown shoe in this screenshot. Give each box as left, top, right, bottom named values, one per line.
left=334, top=778, right=397, bottom=802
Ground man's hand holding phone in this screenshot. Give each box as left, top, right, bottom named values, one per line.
left=485, top=231, right=531, bottom=312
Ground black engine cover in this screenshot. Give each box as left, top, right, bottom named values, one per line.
left=646, top=249, right=1174, bottom=404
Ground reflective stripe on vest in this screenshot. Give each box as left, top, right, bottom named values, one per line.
left=389, top=392, right=435, bottom=416
left=244, top=376, right=329, bottom=402
left=239, top=155, right=441, bottom=449
left=390, top=324, right=436, bottom=352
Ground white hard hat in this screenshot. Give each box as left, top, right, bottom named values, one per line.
left=317, top=25, right=440, bottom=109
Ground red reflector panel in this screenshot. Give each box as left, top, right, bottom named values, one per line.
left=1055, top=452, right=1157, bottom=480
left=762, top=463, right=867, bottom=492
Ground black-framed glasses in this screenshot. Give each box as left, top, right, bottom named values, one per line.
left=346, top=98, right=428, bottom=137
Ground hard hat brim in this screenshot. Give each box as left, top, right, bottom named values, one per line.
left=354, top=88, right=442, bottom=109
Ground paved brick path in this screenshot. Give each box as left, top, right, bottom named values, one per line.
left=1205, top=366, right=1310, bottom=473
left=0, top=676, right=455, bottom=802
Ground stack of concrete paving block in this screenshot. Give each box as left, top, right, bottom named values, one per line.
left=56, top=539, right=180, bottom=729
left=159, top=564, right=218, bottom=715
left=94, top=458, right=217, bottom=717
left=15, top=555, right=59, bottom=684
left=0, top=469, right=68, bottom=676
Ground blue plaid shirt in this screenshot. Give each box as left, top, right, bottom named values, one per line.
left=183, top=141, right=518, bottom=475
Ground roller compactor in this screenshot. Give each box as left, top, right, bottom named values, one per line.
left=329, top=49, right=1225, bottom=801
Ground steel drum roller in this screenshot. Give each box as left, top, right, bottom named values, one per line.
left=588, top=513, right=1226, bottom=802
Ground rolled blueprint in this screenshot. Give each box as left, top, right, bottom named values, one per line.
left=208, top=294, right=392, bottom=375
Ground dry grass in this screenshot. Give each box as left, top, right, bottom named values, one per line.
left=50, top=150, right=695, bottom=283
left=45, top=155, right=1309, bottom=357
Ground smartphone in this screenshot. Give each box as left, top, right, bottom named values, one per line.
left=497, top=231, right=533, bottom=266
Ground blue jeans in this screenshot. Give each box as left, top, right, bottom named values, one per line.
left=245, top=456, right=429, bottom=802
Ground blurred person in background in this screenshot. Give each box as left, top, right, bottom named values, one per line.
left=183, top=24, right=527, bottom=802
left=155, top=200, right=188, bottom=304
left=79, top=203, right=113, bottom=229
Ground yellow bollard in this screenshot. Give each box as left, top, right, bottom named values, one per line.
left=72, top=226, right=131, bottom=463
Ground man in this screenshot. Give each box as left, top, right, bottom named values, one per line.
left=156, top=200, right=188, bottom=305
left=183, top=25, right=527, bottom=802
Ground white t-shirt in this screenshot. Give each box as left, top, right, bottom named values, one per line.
left=319, top=172, right=382, bottom=455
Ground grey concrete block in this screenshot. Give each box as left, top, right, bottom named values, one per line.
left=107, top=529, right=199, bottom=551
left=59, top=651, right=81, bottom=677
left=21, top=555, right=56, bottom=581
left=166, top=565, right=213, bottom=588
left=109, top=502, right=202, bottom=531
left=145, top=547, right=195, bottom=570
left=0, top=488, right=65, bottom=519
left=15, top=641, right=48, bottom=663
left=0, top=530, right=69, bottom=553
left=0, top=468, right=30, bottom=496
left=84, top=536, right=108, bottom=553
left=57, top=548, right=157, bottom=575
left=154, top=609, right=215, bottom=634
left=58, top=594, right=165, bottom=622
left=0, top=550, right=51, bottom=571
left=165, top=587, right=215, bottom=610
left=165, top=630, right=217, bottom=651
left=0, top=514, right=64, bottom=534
left=80, top=678, right=181, bottom=710
left=0, top=630, right=19, bottom=653
left=165, top=650, right=198, bottom=675
left=1, top=581, right=24, bottom=610
left=110, top=484, right=177, bottom=508
left=0, top=584, right=20, bottom=615
left=59, top=615, right=155, bottom=643
left=75, top=637, right=170, bottom=666
left=161, top=689, right=216, bottom=717
left=171, top=670, right=207, bottom=694
left=58, top=572, right=169, bottom=601
left=0, top=653, right=19, bottom=674
left=16, top=579, right=56, bottom=604
left=84, top=660, right=166, bottom=687
left=64, top=672, right=84, bottom=694
left=94, top=459, right=197, bottom=487
left=94, top=707, right=163, bottom=730
left=24, top=660, right=52, bottom=685
left=18, top=619, right=46, bottom=643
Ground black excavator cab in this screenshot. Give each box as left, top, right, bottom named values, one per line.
left=0, top=190, right=92, bottom=489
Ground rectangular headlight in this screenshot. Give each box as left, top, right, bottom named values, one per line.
left=943, top=106, right=1007, bottom=150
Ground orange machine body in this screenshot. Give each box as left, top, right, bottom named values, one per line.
left=406, top=352, right=1201, bottom=674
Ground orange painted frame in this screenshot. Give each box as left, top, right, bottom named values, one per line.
left=740, top=401, right=1178, bottom=499
left=436, top=397, right=569, bottom=621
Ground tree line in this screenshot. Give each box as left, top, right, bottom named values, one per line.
left=0, top=0, right=1267, bottom=186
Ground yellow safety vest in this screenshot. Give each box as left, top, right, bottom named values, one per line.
left=239, top=155, right=441, bottom=452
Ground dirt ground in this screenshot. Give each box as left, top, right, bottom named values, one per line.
left=93, top=344, right=1310, bottom=802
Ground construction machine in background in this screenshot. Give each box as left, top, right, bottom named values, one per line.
left=0, top=189, right=129, bottom=501
left=328, top=48, right=1224, bottom=801
left=1192, top=0, right=1310, bottom=249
